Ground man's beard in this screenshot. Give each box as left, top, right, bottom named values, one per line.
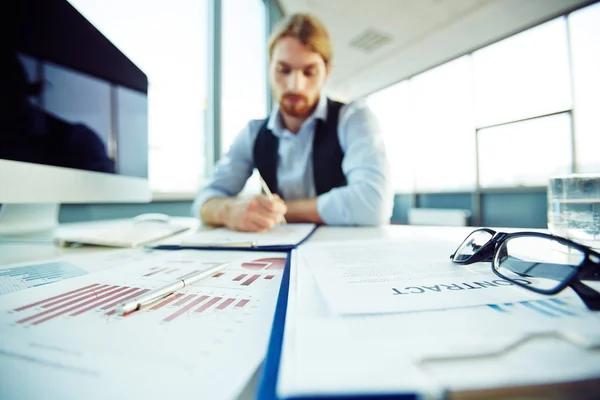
left=279, top=93, right=316, bottom=118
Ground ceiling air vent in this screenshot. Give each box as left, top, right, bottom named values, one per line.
left=349, top=28, right=391, bottom=53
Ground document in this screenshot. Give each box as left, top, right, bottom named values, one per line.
left=276, top=249, right=600, bottom=399
left=300, top=238, right=552, bottom=315
left=154, top=223, right=317, bottom=249
left=0, top=249, right=141, bottom=296
left=0, top=248, right=286, bottom=400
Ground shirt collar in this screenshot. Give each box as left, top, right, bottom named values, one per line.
left=267, top=93, right=328, bottom=135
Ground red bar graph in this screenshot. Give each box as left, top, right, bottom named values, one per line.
left=102, top=288, right=150, bottom=314
left=42, top=284, right=112, bottom=308
left=165, top=268, right=180, bottom=274
left=12, top=281, right=254, bottom=326
left=14, top=284, right=101, bottom=311
left=216, top=298, right=236, bottom=310
left=194, top=297, right=223, bottom=313
left=163, top=295, right=209, bottom=322
left=261, top=258, right=286, bottom=270
left=212, top=272, right=225, bottom=278
left=174, top=294, right=197, bottom=306
left=265, top=275, right=274, bottom=280
left=24, top=286, right=129, bottom=325
left=149, top=293, right=184, bottom=310
left=235, top=299, right=249, bottom=308
left=71, top=287, right=139, bottom=316
left=241, top=262, right=266, bottom=271
left=144, top=268, right=168, bottom=277
left=17, top=285, right=120, bottom=324
left=241, top=257, right=286, bottom=271
left=242, top=275, right=260, bottom=286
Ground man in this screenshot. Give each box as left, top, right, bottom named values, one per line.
left=193, top=13, right=392, bottom=232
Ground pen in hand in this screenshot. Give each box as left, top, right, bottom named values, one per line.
left=115, top=262, right=228, bottom=316
left=258, top=173, right=288, bottom=224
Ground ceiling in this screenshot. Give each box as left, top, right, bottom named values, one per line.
left=277, top=0, right=597, bottom=100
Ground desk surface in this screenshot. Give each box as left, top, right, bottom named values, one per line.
left=3, top=221, right=592, bottom=400
left=0, top=222, right=481, bottom=267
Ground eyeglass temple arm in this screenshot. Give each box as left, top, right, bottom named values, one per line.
left=569, top=280, right=600, bottom=311
left=577, top=262, right=600, bottom=281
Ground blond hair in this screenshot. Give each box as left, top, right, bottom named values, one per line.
left=268, top=13, right=332, bottom=66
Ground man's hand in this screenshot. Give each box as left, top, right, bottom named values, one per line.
left=220, top=194, right=287, bottom=232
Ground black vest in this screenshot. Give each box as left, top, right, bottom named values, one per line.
left=253, top=99, right=347, bottom=198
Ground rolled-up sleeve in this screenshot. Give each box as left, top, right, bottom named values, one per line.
left=191, top=122, right=256, bottom=218
left=316, top=100, right=393, bottom=226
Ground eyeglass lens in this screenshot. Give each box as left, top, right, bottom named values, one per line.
left=494, top=236, right=585, bottom=291
left=453, top=230, right=494, bottom=262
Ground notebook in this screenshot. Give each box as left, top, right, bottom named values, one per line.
left=150, top=223, right=318, bottom=251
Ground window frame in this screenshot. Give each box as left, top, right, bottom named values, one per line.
left=153, top=0, right=282, bottom=202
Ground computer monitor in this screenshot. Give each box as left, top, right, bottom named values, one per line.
left=0, top=0, right=151, bottom=235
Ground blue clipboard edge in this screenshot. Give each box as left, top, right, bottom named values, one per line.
left=256, top=251, right=419, bottom=400
left=149, top=224, right=320, bottom=252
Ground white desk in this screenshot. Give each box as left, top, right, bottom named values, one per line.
left=2, top=223, right=598, bottom=399
left=0, top=222, right=476, bottom=281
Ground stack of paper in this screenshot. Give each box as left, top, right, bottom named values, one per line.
left=276, top=239, right=600, bottom=399
left=0, top=248, right=286, bottom=400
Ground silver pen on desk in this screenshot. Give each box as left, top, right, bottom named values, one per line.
left=115, top=262, right=228, bottom=316
left=258, top=172, right=288, bottom=224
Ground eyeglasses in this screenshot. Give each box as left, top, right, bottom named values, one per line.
left=450, top=228, right=600, bottom=310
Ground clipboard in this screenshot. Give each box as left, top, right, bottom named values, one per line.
left=256, top=253, right=418, bottom=400
left=256, top=252, right=600, bottom=400
left=149, top=224, right=319, bottom=252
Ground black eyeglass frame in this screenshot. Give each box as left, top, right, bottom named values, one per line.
left=450, top=228, right=600, bottom=310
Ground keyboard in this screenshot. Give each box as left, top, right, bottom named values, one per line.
left=55, top=220, right=191, bottom=248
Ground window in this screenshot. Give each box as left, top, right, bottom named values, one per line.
left=221, top=0, right=268, bottom=155
left=68, top=0, right=208, bottom=194
left=473, top=18, right=571, bottom=128
left=367, top=81, right=415, bottom=192
left=368, top=9, right=598, bottom=193
left=409, top=56, right=476, bottom=192
left=477, top=113, right=572, bottom=188
left=569, top=2, right=600, bottom=173
left=369, top=57, right=477, bottom=194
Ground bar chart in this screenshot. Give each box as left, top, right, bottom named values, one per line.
left=12, top=282, right=252, bottom=326
left=141, top=262, right=225, bottom=279
left=0, top=249, right=286, bottom=400
left=241, top=257, right=286, bottom=271
left=487, top=298, right=581, bottom=318
left=0, top=262, right=87, bottom=295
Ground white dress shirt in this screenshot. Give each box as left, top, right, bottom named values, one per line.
left=192, top=95, right=393, bottom=225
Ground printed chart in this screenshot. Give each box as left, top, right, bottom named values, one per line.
left=0, top=262, right=87, bottom=295
left=2, top=253, right=286, bottom=331
left=487, top=298, right=582, bottom=318
left=0, top=250, right=287, bottom=400
left=241, top=257, right=286, bottom=271
left=10, top=282, right=252, bottom=325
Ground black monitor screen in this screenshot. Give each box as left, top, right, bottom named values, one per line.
left=1, top=0, right=149, bottom=178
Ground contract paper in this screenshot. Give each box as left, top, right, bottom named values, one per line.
left=301, top=238, right=552, bottom=315
left=276, top=249, right=600, bottom=399
left=0, top=248, right=286, bottom=400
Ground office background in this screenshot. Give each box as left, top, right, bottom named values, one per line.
left=58, top=0, right=599, bottom=229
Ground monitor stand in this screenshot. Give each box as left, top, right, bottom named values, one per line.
left=0, top=204, right=59, bottom=237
